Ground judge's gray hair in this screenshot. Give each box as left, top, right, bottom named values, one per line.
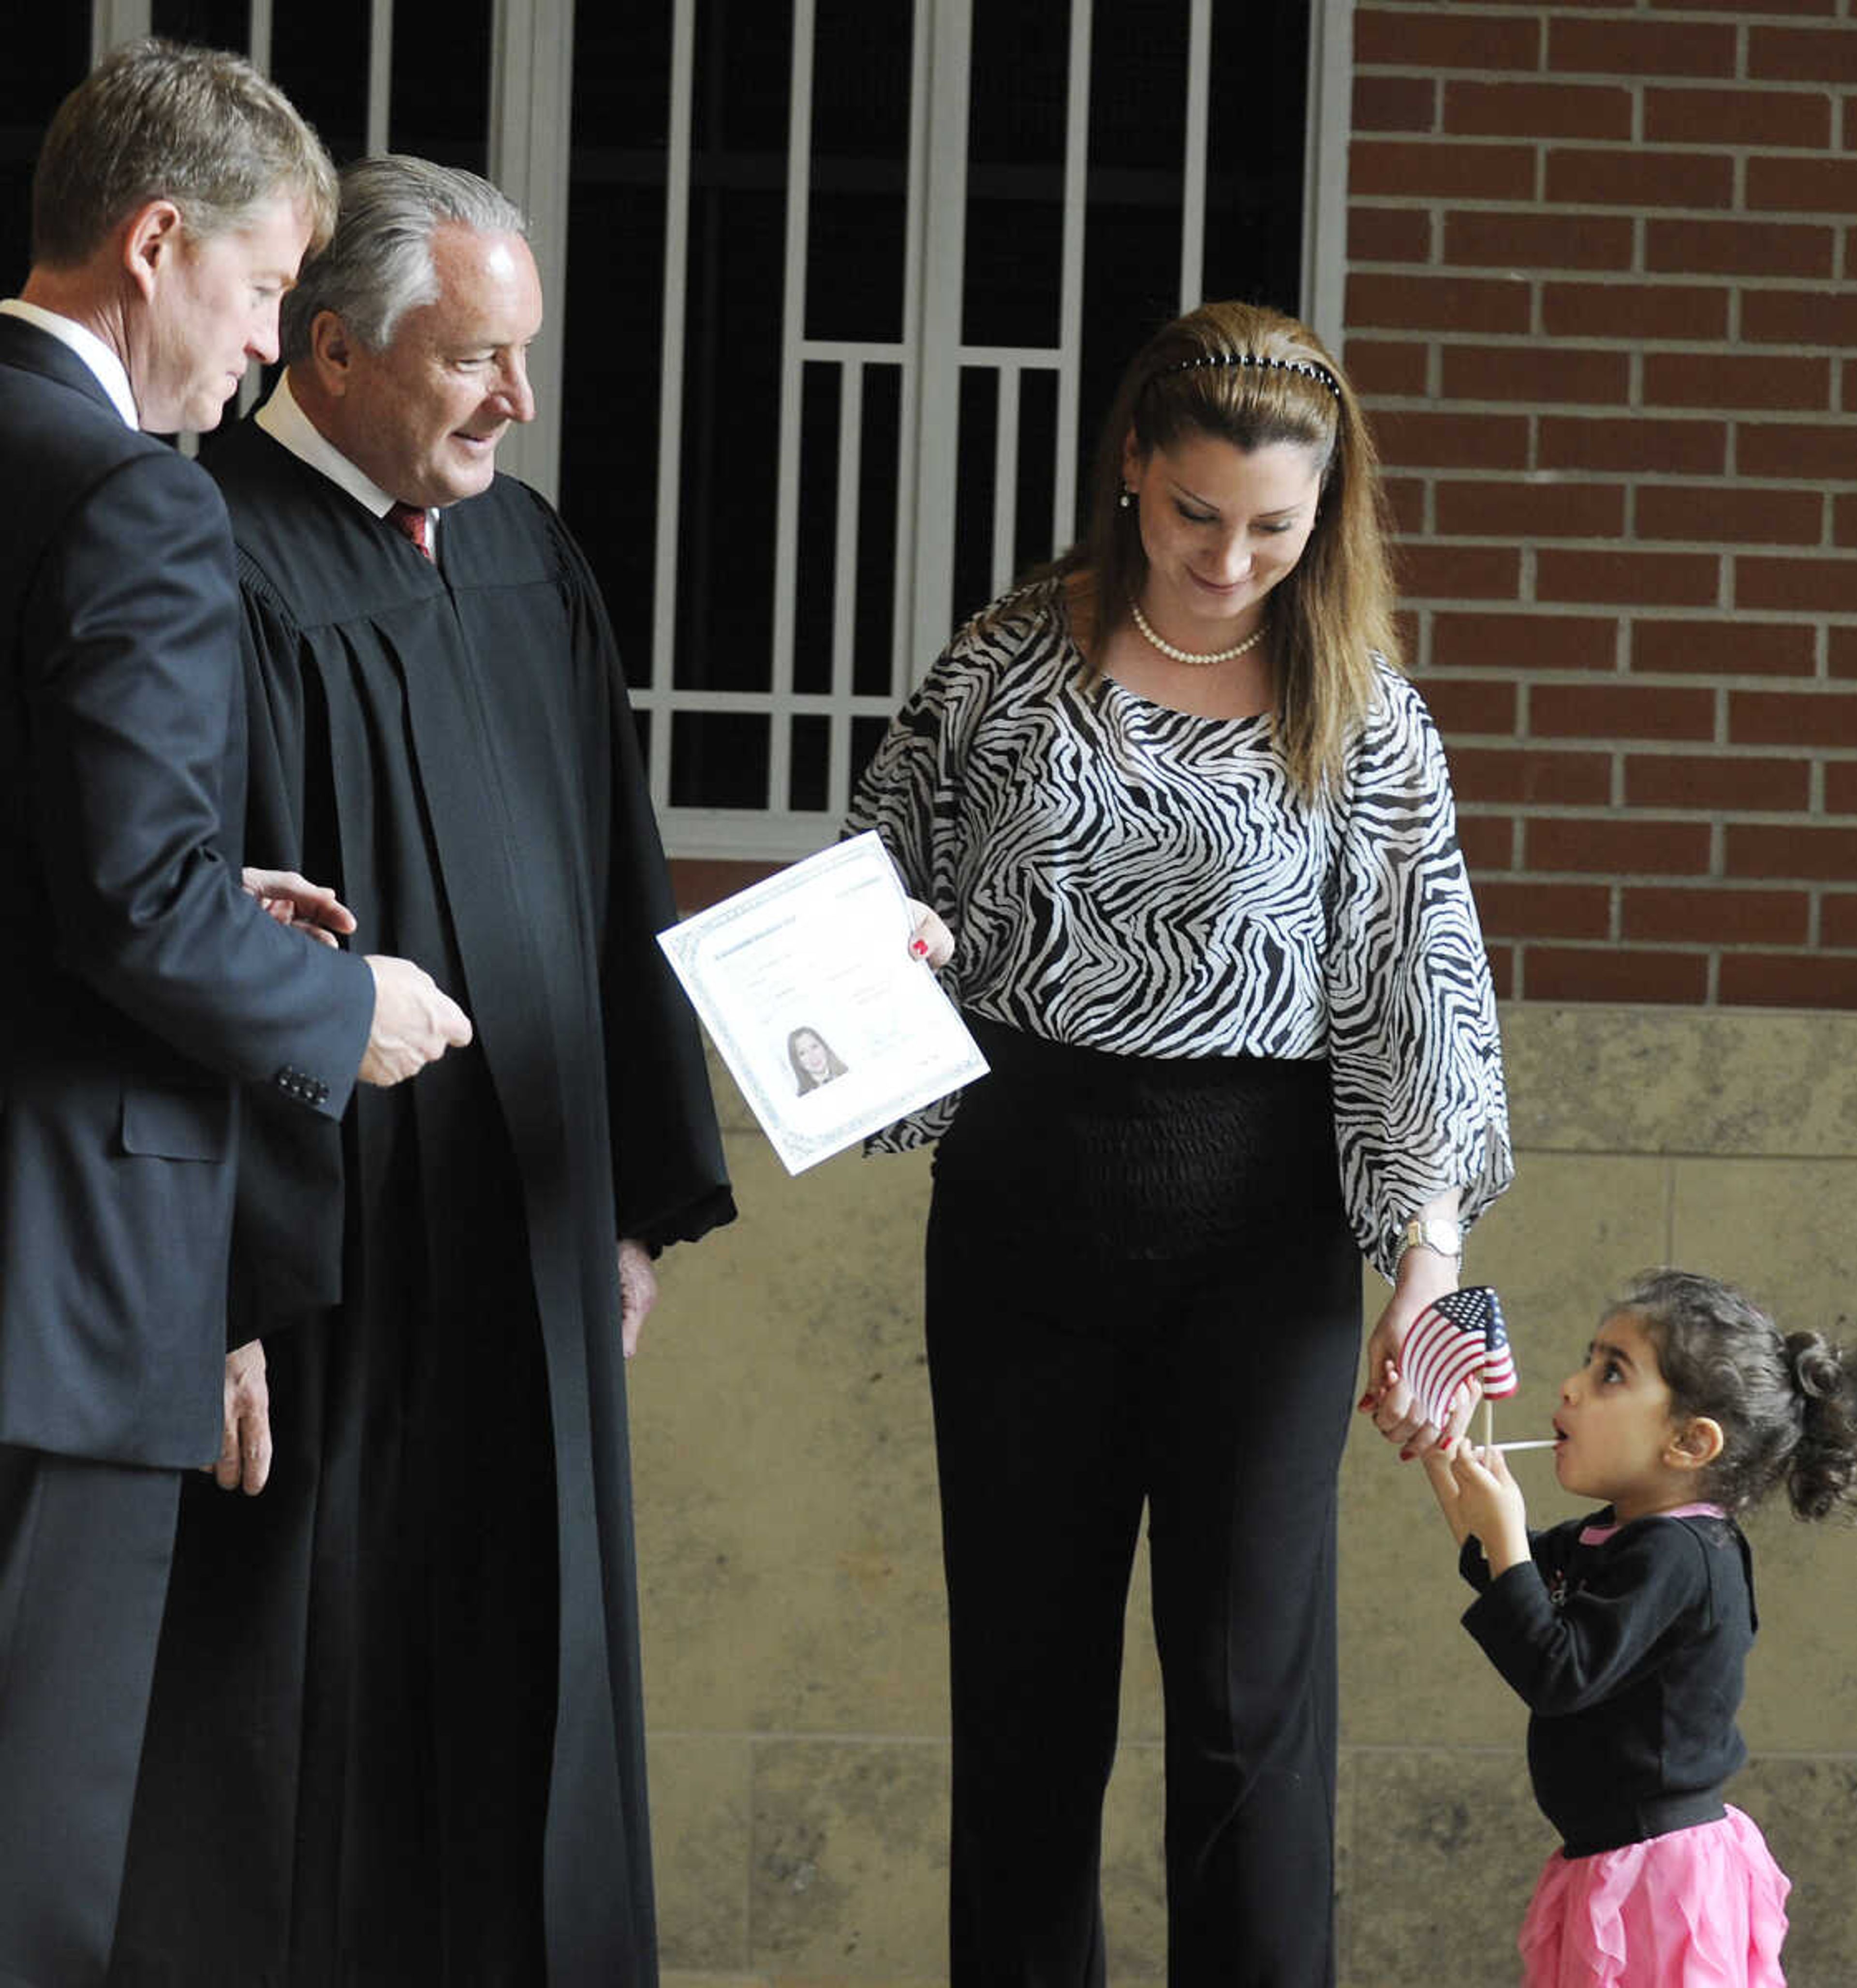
left=280, top=154, right=528, bottom=365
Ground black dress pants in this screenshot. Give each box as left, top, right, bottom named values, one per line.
left=925, top=1190, right=1360, bottom=1988
left=0, top=1446, right=179, bottom=1988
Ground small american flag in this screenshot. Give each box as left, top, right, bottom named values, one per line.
left=1400, top=1285, right=1518, bottom=1431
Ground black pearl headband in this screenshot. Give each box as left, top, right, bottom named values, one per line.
left=1157, top=351, right=1341, bottom=398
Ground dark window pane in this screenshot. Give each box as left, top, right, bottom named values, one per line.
left=963, top=198, right=1063, bottom=353
left=671, top=711, right=769, bottom=809
left=0, top=14, right=90, bottom=293
left=812, top=0, right=912, bottom=159
left=850, top=713, right=891, bottom=795
left=963, top=6, right=1068, bottom=349
left=674, top=188, right=784, bottom=688
left=661, top=1, right=795, bottom=692
left=807, top=187, right=907, bottom=346
left=1089, top=0, right=1191, bottom=174
left=789, top=714, right=830, bottom=812
left=563, top=3, right=674, bottom=685
left=390, top=0, right=490, bottom=170
left=575, top=0, right=673, bottom=143
left=794, top=361, right=842, bottom=695
left=1078, top=0, right=1192, bottom=494
left=806, top=0, right=910, bottom=343
left=1205, top=0, right=1308, bottom=313
left=561, top=180, right=668, bottom=685
left=854, top=364, right=902, bottom=697
left=0, top=162, right=36, bottom=294
left=273, top=0, right=374, bottom=163
left=1015, top=366, right=1060, bottom=574
left=150, top=0, right=251, bottom=45
left=694, top=0, right=792, bottom=153
left=953, top=367, right=998, bottom=629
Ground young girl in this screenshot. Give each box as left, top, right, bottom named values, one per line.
left=1422, top=1268, right=1857, bottom=1987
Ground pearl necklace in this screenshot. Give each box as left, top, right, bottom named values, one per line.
left=1129, top=595, right=1267, bottom=667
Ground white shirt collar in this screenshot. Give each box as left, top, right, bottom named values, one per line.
left=0, top=299, right=139, bottom=429
left=256, top=372, right=438, bottom=548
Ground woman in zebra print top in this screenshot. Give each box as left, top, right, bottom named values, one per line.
left=847, top=300, right=1512, bottom=1986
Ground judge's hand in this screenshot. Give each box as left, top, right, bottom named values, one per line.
left=243, top=867, right=357, bottom=948
left=904, top=898, right=954, bottom=969
left=208, top=1339, right=271, bottom=1495
left=360, top=956, right=473, bottom=1085
left=618, top=1238, right=658, bottom=1359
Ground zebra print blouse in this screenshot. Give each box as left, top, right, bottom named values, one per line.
left=843, top=579, right=1513, bottom=1278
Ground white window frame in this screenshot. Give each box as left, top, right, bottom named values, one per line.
left=90, top=0, right=1354, bottom=864
left=643, top=0, right=1355, bottom=861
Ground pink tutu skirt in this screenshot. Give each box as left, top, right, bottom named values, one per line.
left=1519, top=1806, right=1790, bottom=1987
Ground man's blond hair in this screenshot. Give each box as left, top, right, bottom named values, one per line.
left=31, top=38, right=337, bottom=269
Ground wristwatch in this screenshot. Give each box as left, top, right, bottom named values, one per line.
left=1400, top=1215, right=1462, bottom=1262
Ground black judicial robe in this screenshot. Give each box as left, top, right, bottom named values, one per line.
left=109, top=422, right=734, bottom=1988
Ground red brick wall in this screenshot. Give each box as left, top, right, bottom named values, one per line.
left=1349, top=1, right=1857, bottom=1007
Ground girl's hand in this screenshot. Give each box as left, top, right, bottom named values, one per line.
left=1420, top=1442, right=1474, bottom=1548
left=1441, top=1443, right=1529, bottom=1576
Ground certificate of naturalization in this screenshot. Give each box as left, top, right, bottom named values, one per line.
left=657, top=832, right=988, bottom=1174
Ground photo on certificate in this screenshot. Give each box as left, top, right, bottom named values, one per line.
left=658, top=832, right=989, bottom=1173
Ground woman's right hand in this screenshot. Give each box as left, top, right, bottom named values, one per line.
left=905, top=898, right=955, bottom=969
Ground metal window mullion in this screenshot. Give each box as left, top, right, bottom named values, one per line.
left=957, top=344, right=1061, bottom=370
left=635, top=687, right=902, bottom=716
left=90, top=0, right=151, bottom=53
left=991, top=362, right=1019, bottom=596
left=1051, top=0, right=1090, bottom=555
left=882, top=0, right=933, bottom=742
left=767, top=0, right=819, bottom=814
left=647, top=0, right=696, bottom=814
left=489, top=0, right=574, bottom=504
left=235, top=1, right=278, bottom=425
left=1301, top=0, right=1353, bottom=350
left=909, top=0, right=972, bottom=684
left=248, top=0, right=273, bottom=74
left=800, top=339, right=908, bottom=364
left=368, top=0, right=394, bottom=154
left=827, top=358, right=864, bottom=817
left=1179, top=0, right=1210, bottom=312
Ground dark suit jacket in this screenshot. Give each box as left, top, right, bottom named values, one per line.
left=0, top=314, right=376, bottom=1470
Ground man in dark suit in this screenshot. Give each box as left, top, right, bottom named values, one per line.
left=0, top=42, right=473, bottom=1987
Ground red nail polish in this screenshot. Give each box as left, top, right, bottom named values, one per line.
left=1398, top=1447, right=1415, bottom=1463
left=910, top=938, right=928, bottom=957
left=1357, top=1393, right=1376, bottom=1412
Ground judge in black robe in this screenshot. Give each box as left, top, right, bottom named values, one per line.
left=109, top=160, right=734, bottom=1988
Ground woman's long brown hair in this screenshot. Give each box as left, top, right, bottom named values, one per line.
left=1038, top=300, right=1400, bottom=802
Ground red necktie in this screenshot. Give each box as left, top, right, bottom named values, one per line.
left=385, top=500, right=432, bottom=560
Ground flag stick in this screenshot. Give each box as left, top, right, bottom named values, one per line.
left=1493, top=1438, right=1558, bottom=1452
left=1482, top=1396, right=1493, bottom=1448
